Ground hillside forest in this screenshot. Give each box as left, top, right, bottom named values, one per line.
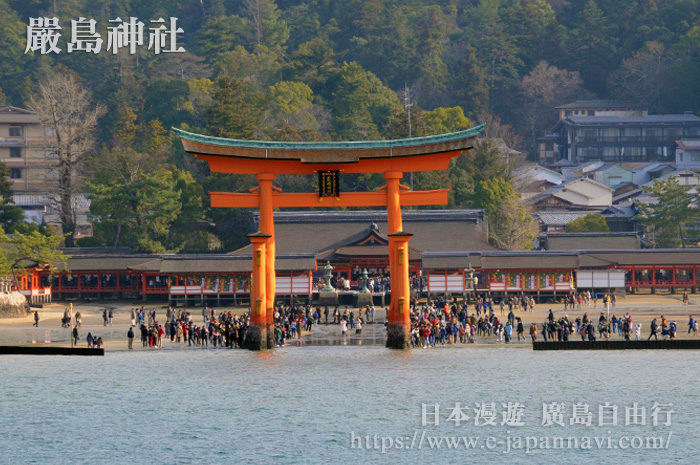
left=1, top=0, right=699, bottom=251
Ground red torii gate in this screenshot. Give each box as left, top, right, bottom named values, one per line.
left=175, top=125, right=484, bottom=349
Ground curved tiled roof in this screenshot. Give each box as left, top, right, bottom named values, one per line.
left=174, top=125, right=484, bottom=151
left=555, top=100, right=643, bottom=110
left=267, top=209, right=487, bottom=224
left=174, top=125, right=485, bottom=163
left=422, top=249, right=700, bottom=270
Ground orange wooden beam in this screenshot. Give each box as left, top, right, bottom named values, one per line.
left=199, top=151, right=461, bottom=175
left=210, top=190, right=449, bottom=209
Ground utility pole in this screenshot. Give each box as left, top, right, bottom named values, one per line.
left=404, top=83, right=414, bottom=191
left=70, top=303, right=74, bottom=348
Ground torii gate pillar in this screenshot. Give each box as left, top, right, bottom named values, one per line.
left=387, top=231, right=413, bottom=349
left=384, top=170, right=412, bottom=349
left=257, top=173, right=277, bottom=349
left=245, top=232, right=271, bottom=350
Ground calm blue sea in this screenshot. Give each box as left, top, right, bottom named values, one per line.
left=0, top=347, right=698, bottom=464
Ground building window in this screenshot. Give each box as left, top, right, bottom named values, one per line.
left=645, top=147, right=661, bottom=158
left=601, top=128, right=617, bottom=141
left=581, top=129, right=597, bottom=141
left=10, top=147, right=21, bottom=158
left=626, top=147, right=641, bottom=157
left=565, top=110, right=572, bottom=116
left=10, top=168, right=21, bottom=179
left=588, top=110, right=594, bottom=116
left=45, top=150, right=59, bottom=158
left=664, top=127, right=682, bottom=138
left=579, top=148, right=598, bottom=160
left=545, top=141, right=554, bottom=151
left=45, top=126, right=56, bottom=137
left=602, top=147, right=618, bottom=160
left=644, top=128, right=662, bottom=140
left=9, top=126, right=22, bottom=137
left=622, top=127, right=641, bottom=139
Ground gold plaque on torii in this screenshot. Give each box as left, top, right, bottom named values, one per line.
left=318, top=170, right=340, bottom=198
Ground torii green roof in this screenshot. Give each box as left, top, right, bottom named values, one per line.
left=172, top=124, right=485, bottom=151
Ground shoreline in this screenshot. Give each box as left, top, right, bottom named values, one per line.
left=2, top=293, right=699, bottom=351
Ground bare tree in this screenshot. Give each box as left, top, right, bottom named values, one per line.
left=29, top=73, right=105, bottom=246
left=608, top=41, right=677, bottom=113
left=489, top=195, right=535, bottom=251
left=244, top=0, right=263, bottom=46
left=476, top=111, right=523, bottom=151
left=520, top=61, right=587, bottom=155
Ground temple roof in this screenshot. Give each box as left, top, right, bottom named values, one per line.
left=269, top=209, right=486, bottom=223
left=232, top=210, right=494, bottom=258
left=543, top=232, right=641, bottom=251
left=173, top=125, right=485, bottom=164
left=421, top=249, right=700, bottom=270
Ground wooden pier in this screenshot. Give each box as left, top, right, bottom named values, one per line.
left=533, top=340, right=700, bottom=351
left=0, top=345, right=104, bottom=356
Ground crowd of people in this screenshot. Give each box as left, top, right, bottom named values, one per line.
left=33, top=293, right=700, bottom=350
left=85, top=332, right=104, bottom=348
left=532, top=310, right=697, bottom=343
left=561, top=291, right=616, bottom=311
left=129, top=306, right=252, bottom=349
left=402, top=294, right=700, bottom=347
left=529, top=309, right=638, bottom=342
left=406, top=299, right=527, bottom=348
left=271, top=304, right=378, bottom=345
left=127, top=303, right=381, bottom=349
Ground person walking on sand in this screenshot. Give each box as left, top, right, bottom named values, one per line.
left=648, top=318, right=658, bottom=341
left=33, top=311, right=39, bottom=327
left=127, top=326, right=134, bottom=349
left=683, top=291, right=689, bottom=306
left=72, top=326, right=79, bottom=346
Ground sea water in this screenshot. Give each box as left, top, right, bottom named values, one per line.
left=0, top=347, right=698, bottom=464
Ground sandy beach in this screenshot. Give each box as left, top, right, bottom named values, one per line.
left=1, top=292, right=698, bottom=350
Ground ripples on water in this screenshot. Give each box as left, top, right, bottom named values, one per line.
left=0, top=348, right=698, bottom=464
